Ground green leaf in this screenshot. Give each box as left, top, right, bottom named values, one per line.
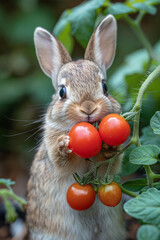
left=120, top=145, right=141, bottom=177
left=150, top=111, right=160, bottom=135
left=0, top=179, right=15, bottom=191
left=0, top=179, right=15, bottom=187
left=69, top=0, right=105, bottom=48
left=124, top=188, right=160, bottom=226
left=126, top=0, right=160, bottom=6
left=114, top=175, right=121, bottom=183
left=58, top=22, right=74, bottom=54
left=108, top=3, right=136, bottom=16
left=132, top=3, right=157, bottom=15
left=129, top=145, right=160, bottom=165
left=137, top=225, right=160, bottom=240
left=122, top=179, right=147, bottom=192
left=140, top=126, right=160, bottom=146
left=4, top=198, right=17, bottom=223
left=53, top=10, right=71, bottom=37
left=146, top=0, right=160, bottom=5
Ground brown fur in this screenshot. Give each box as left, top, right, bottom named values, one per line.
left=27, top=15, right=125, bottom=240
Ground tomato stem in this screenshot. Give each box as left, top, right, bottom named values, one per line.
left=82, top=142, right=132, bottom=185
left=119, top=184, right=137, bottom=198
left=0, top=189, right=26, bottom=209
left=104, top=142, right=132, bottom=180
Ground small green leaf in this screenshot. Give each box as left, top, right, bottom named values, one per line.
left=124, top=188, right=160, bottom=226
left=132, top=3, right=157, bottom=15
left=150, top=111, right=160, bottom=135
left=0, top=179, right=15, bottom=188
left=108, top=3, right=136, bottom=16
left=140, top=126, right=160, bottom=146
left=122, top=179, right=147, bottom=192
left=120, top=145, right=141, bottom=177
left=137, top=225, right=160, bottom=240
left=129, top=145, right=160, bottom=165
left=69, top=0, right=105, bottom=48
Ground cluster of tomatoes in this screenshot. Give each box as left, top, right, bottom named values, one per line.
left=66, top=114, right=130, bottom=210
left=67, top=181, right=122, bottom=210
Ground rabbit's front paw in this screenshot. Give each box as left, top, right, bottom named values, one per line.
left=102, top=144, right=119, bottom=159
left=58, top=135, right=72, bottom=155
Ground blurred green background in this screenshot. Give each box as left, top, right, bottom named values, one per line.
left=0, top=0, right=160, bottom=187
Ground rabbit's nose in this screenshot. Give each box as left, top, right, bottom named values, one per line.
left=80, top=101, right=97, bottom=115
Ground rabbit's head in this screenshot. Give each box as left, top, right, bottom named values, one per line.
left=34, top=15, right=121, bottom=131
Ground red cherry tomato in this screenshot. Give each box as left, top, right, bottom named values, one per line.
left=66, top=183, right=96, bottom=211
left=98, top=182, right=122, bottom=207
left=68, top=122, right=102, bottom=158
left=99, top=114, right=130, bottom=146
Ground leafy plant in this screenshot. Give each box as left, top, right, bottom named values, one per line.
left=0, top=179, right=26, bottom=222
left=53, top=0, right=160, bottom=239
left=1, top=1, right=160, bottom=238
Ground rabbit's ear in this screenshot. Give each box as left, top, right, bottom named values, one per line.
left=34, top=27, right=72, bottom=88
left=84, top=15, right=117, bottom=75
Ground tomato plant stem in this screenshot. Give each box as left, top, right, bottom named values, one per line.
left=0, top=189, right=26, bottom=209
left=132, top=65, right=160, bottom=114
left=119, top=184, right=137, bottom=198
left=104, top=142, right=132, bottom=179
left=152, top=173, right=160, bottom=179
left=83, top=142, right=132, bottom=182
left=144, top=166, right=154, bottom=188
left=131, top=65, right=160, bottom=146
left=124, top=15, right=160, bottom=63
left=130, top=65, right=160, bottom=188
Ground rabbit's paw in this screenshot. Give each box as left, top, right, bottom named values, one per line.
left=58, top=135, right=72, bottom=155
left=102, top=144, right=119, bottom=159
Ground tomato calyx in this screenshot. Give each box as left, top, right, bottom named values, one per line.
left=73, top=172, right=94, bottom=186
left=73, top=171, right=120, bottom=194
left=91, top=121, right=100, bottom=130
left=73, top=172, right=100, bottom=193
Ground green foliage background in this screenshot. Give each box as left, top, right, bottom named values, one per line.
left=0, top=0, right=160, bottom=238
left=0, top=0, right=160, bottom=173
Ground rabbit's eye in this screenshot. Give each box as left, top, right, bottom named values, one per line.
left=59, top=87, right=66, bottom=99
left=102, top=80, right=108, bottom=94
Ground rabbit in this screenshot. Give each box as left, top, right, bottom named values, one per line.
left=26, top=15, right=125, bottom=240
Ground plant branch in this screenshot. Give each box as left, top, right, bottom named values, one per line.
left=130, top=65, right=160, bottom=187
left=144, top=165, right=154, bottom=188
left=0, top=189, right=27, bottom=208
left=119, top=184, right=137, bottom=198
left=152, top=173, right=160, bottom=179
left=124, top=15, right=160, bottom=63
left=132, top=65, right=160, bottom=112
left=131, top=65, right=160, bottom=146
left=83, top=142, right=132, bottom=180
